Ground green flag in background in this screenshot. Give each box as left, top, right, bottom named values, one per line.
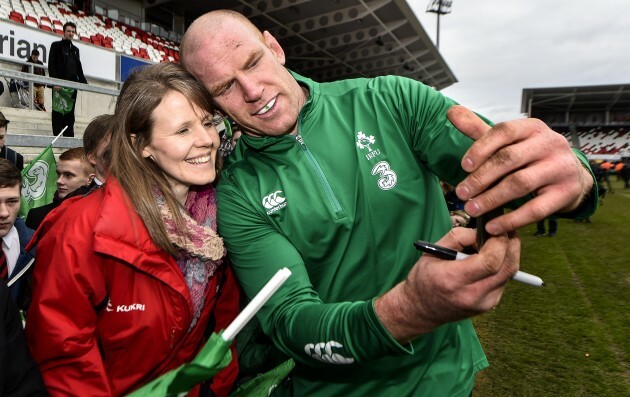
left=52, top=87, right=76, bottom=115
left=127, top=332, right=232, bottom=397
left=19, top=145, right=57, bottom=218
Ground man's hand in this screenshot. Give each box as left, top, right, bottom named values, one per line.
left=374, top=227, right=520, bottom=343
left=448, top=105, right=593, bottom=235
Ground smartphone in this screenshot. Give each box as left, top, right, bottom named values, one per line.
left=476, top=206, right=504, bottom=248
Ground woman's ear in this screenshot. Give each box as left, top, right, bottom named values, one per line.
left=132, top=134, right=151, bottom=159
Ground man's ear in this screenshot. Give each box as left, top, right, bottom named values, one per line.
left=263, top=31, right=286, bottom=65
left=87, top=173, right=95, bottom=186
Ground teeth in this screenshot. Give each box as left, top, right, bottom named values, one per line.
left=256, top=97, right=276, bottom=115
left=186, top=155, right=211, bottom=165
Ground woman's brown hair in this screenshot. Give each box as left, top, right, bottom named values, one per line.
left=108, top=62, right=217, bottom=257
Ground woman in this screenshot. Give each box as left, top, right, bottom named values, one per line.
left=25, top=63, right=239, bottom=396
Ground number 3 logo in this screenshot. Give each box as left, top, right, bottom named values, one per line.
left=371, top=161, right=397, bottom=190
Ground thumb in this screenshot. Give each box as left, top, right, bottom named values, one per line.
left=447, top=105, right=491, bottom=141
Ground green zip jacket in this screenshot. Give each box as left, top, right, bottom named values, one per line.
left=217, top=73, right=595, bottom=396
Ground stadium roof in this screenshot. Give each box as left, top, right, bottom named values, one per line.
left=147, top=0, right=457, bottom=90
left=521, top=84, right=630, bottom=117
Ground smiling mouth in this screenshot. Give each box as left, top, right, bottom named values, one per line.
left=186, top=155, right=211, bottom=165
left=256, top=97, right=277, bottom=115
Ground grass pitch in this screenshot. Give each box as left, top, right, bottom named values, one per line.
left=472, top=180, right=630, bottom=396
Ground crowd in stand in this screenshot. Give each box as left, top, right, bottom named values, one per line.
left=0, top=9, right=600, bottom=397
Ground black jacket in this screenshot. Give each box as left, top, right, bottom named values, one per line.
left=25, top=197, right=60, bottom=231
left=48, top=39, right=87, bottom=84
left=0, top=146, right=24, bottom=171
left=25, top=183, right=98, bottom=230
left=0, top=281, right=48, bottom=396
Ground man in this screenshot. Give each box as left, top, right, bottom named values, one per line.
left=181, top=11, right=597, bottom=396
left=0, top=112, right=24, bottom=171
left=0, top=159, right=36, bottom=309
left=21, top=49, right=46, bottom=111
left=83, top=114, right=114, bottom=186
left=25, top=147, right=94, bottom=229
left=48, top=21, right=88, bottom=137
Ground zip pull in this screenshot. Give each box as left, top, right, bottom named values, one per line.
left=295, top=134, right=307, bottom=149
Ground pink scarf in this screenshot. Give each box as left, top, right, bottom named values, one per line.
left=157, top=184, right=225, bottom=329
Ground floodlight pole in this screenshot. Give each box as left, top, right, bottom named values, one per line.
left=426, top=0, right=452, bottom=49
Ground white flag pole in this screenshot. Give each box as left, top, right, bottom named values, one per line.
left=50, top=126, right=68, bottom=147
left=7, top=258, right=35, bottom=287
left=222, top=267, right=292, bottom=342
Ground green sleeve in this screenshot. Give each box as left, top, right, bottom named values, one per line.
left=369, top=76, right=598, bottom=219
left=555, top=148, right=599, bottom=219
left=217, top=177, right=413, bottom=367
left=367, top=75, right=474, bottom=186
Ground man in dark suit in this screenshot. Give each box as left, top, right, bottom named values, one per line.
left=48, top=21, right=88, bottom=137
left=0, top=112, right=24, bottom=171
left=0, top=159, right=36, bottom=310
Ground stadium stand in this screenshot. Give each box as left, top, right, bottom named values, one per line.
left=2, top=0, right=456, bottom=163
left=0, top=0, right=181, bottom=160
left=1, top=0, right=181, bottom=63
left=523, top=84, right=630, bottom=160
left=558, top=127, right=630, bottom=156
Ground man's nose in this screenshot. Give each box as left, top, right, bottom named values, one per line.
left=0, top=204, right=9, bottom=218
left=240, top=76, right=263, bottom=103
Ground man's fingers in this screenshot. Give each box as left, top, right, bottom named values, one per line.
left=456, top=126, right=571, bottom=201
left=483, top=189, right=576, bottom=235
left=447, top=105, right=491, bottom=143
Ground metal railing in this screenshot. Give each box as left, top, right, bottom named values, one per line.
left=0, top=58, right=120, bottom=110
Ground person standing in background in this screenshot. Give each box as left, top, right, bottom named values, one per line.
left=21, top=49, right=46, bottom=111
left=48, top=22, right=87, bottom=137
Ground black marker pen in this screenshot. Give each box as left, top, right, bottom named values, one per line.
left=414, top=240, right=545, bottom=287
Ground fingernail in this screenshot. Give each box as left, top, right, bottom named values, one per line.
left=457, top=185, right=470, bottom=200
left=462, top=157, right=474, bottom=171
left=486, top=222, right=501, bottom=235
left=467, top=200, right=480, bottom=215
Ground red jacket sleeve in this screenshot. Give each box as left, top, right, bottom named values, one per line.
left=209, top=264, right=240, bottom=397
left=25, top=220, right=111, bottom=396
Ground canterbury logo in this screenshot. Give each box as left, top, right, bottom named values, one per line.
left=262, top=190, right=287, bottom=214
left=304, top=340, right=355, bottom=365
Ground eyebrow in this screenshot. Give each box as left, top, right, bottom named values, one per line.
left=210, top=49, right=260, bottom=96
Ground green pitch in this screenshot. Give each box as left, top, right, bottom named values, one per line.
left=473, top=179, right=629, bottom=396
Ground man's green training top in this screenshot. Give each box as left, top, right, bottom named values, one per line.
left=217, top=72, right=595, bottom=396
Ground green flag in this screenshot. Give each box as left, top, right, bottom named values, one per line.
left=126, top=332, right=232, bottom=397
left=52, top=87, right=76, bottom=115
left=127, top=268, right=292, bottom=397
left=20, top=145, right=57, bottom=218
